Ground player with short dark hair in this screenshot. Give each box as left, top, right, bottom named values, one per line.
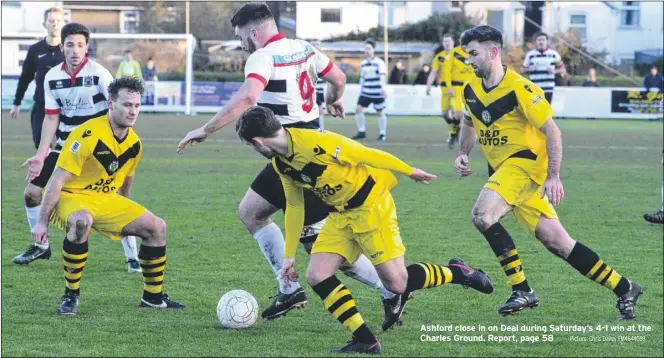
left=352, top=38, right=389, bottom=141
left=32, top=76, right=185, bottom=315
left=522, top=32, right=566, bottom=104
left=236, top=105, right=493, bottom=354
left=440, top=34, right=474, bottom=149
left=426, top=34, right=456, bottom=146
left=15, top=22, right=141, bottom=273
left=455, top=25, right=642, bottom=320
left=178, top=2, right=404, bottom=327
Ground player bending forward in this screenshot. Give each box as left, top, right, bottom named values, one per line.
left=177, top=3, right=404, bottom=328
left=237, top=106, right=494, bottom=354
left=16, top=22, right=141, bottom=272
left=32, top=77, right=185, bottom=315
left=455, top=25, right=642, bottom=320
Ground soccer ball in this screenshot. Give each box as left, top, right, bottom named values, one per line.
left=217, top=290, right=259, bottom=329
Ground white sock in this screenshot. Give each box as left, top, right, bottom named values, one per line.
left=341, top=254, right=396, bottom=299
left=253, top=223, right=301, bottom=294
left=319, top=114, right=325, bottom=131
left=121, top=236, right=138, bottom=261
left=26, top=205, right=49, bottom=249
left=355, top=112, right=366, bottom=132
left=378, top=113, right=387, bottom=135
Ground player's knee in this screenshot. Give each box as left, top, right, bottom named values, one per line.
left=305, top=267, right=328, bottom=287
left=471, top=208, right=494, bottom=232
left=24, top=186, right=42, bottom=207
left=535, top=224, right=574, bottom=258
left=69, top=213, right=93, bottom=242
left=382, top=274, right=407, bottom=295
left=144, top=215, right=167, bottom=243
left=238, top=198, right=271, bottom=231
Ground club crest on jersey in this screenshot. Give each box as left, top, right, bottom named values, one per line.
left=481, top=110, right=491, bottom=124
left=301, top=174, right=312, bottom=184
left=83, top=76, right=93, bottom=87
left=108, top=160, right=119, bottom=173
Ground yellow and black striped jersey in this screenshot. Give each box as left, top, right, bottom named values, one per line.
left=444, top=46, right=474, bottom=87
left=431, top=50, right=450, bottom=87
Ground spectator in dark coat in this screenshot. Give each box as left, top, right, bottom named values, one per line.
left=413, top=64, right=431, bottom=85
left=643, top=66, right=664, bottom=92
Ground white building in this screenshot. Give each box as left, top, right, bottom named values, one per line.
left=1, top=1, right=63, bottom=34
left=541, top=1, right=664, bottom=63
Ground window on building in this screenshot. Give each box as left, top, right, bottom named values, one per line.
left=569, top=13, right=587, bottom=40
left=620, top=1, right=640, bottom=27
left=120, top=10, right=139, bottom=33
left=320, top=8, right=341, bottom=23
left=63, top=9, right=72, bottom=24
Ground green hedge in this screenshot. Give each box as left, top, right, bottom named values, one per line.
left=160, top=72, right=643, bottom=88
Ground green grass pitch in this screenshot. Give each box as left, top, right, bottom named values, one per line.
left=1, top=112, right=662, bottom=357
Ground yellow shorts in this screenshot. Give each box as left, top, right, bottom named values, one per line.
left=484, top=161, right=558, bottom=235
left=50, top=192, right=147, bottom=241
left=311, top=191, right=406, bottom=265
left=441, top=86, right=464, bottom=113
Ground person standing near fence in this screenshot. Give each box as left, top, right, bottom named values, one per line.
left=522, top=33, right=566, bottom=104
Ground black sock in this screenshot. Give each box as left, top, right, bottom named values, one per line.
left=565, top=242, right=630, bottom=296
left=482, top=223, right=531, bottom=292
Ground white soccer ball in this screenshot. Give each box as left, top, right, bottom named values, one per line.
left=217, top=290, right=259, bottom=329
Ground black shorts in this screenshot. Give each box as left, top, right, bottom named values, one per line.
left=316, top=92, right=325, bottom=106
left=30, top=101, right=46, bottom=149
left=544, top=92, right=553, bottom=103
left=357, top=95, right=386, bottom=111
left=30, top=151, right=59, bottom=188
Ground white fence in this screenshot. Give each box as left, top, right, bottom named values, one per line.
left=3, top=77, right=662, bottom=120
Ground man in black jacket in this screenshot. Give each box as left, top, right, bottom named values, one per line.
left=10, top=7, right=65, bottom=148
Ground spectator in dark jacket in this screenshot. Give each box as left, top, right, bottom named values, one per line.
left=389, top=61, right=408, bottom=84
left=413, top=64, right=431, bottom=85
left=643, top=66, right=664, bottom=92
left=582, top=68, right=599, bottom=87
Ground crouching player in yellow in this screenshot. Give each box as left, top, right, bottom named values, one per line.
left=236, top=106, right=493, bottom=354
left=32, top=77, right=185, bottom=315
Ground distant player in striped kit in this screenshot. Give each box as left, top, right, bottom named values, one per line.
left=522, top=33, right=566, bottom=104
left=352, top=39, right=388, bottom=141
left=311, top=39, right=327, bottom=130
left=16, top=22, right=141, bottom=272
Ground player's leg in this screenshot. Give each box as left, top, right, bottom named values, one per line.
left=57, top=209, right=94, bottom=315
left=643, top=155, right=664, bottom=224
left=448, top=87, right=464, bottom=149
left=366, top=193, right=493, bottom=331
left=471, top=165, right=538, bottom=315
left=316, top=93, right=326, bottom=131
left=352, top=98, right=369, bottom=139
left=522, top=199, right=643, bottom=320
left=441, top=90, right=454, bottom=143
left=374, top=99, right=388, bottom=141
left=121, top=236, right=140, bottom=273
left=307, top=219, right=382, bottom=354
left=13, top=152, right=58, bottom=265
left=30, top=102, right=45, bottom=149
left=241, top=164, right=306, bottom=319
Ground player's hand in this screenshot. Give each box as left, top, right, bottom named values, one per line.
left=327, top=101, right=345, bottom=119
left=20, top=155, right=45, bottom=182
left=448, top=88, right=455, bottom=97
left=10, top=105, right=20, bottom=120
left=32, top=221, right=49, bottom=245
left=380, top=89, right=387, bottom=98
left=279, top=257, right=298, bottom=286
left=542, top=175, right=565, bottom=206
left=426, top=86, right=431, bottom=96
left=454, top=155, right=472, bottom=177
left=410, top=167, right=437, bottom=185
left=547, top=66, right=555, bottom=75
left=177, top=127, right=208, bottom=154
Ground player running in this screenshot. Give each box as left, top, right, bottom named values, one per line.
left=236, top=105, right=493, bottom=354
left=15, top=22, right=141, bottom=272
left=177, top=3, right=403, bottom=328
left=455, top=25, right=642, bottom=320
left=441, top=38, right=474, bottom=149
left=426, top=34, right=456, bottom=148
left=32, top=76, right=185, bottom=315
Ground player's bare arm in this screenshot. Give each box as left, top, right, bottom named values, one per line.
left=322, top=64, right=347, bottom=118
left=21, top=113, right=60, bottom=182
left=539, top=119, right=565, bottom=206
left=176, top=78, right=264, bottom=153
left=455, top=116, right=476, bottom=177
left=118, top=175, right=135, bottom=198
left=280, top=175, right=305, bottom=284
left=32, top=167, right=73, bottom=244
left=425, top=68, right=438, bottom=95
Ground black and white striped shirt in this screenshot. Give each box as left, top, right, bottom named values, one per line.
left=316, top=77, right=325, bottom=96
left=359, top=57, right=387, bottom=98
left=522, top=48, right=562, bottom=93
left=44, top=58, right=113, bottom=152
left=244, top=34, right=333, bottom=126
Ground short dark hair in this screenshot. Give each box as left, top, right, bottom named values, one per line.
left=230, top=2, right=274, bottom=28
left=364, top=38, right=376, bottom=49
left=535, top=32, right=549, bottom=40
left=61, top=22, right=90, bottom=44
left=460, top=25, right=503, bottom=47
left=107, top=76, right=145, bottom=101
left=236, top=106, right=282, bottom=143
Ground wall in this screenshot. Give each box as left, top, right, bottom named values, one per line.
left=295, top=2, right=379, bottom=40
left=464, top=2, right=525, bottom=46
left=70, top=10, right=119, bottom=33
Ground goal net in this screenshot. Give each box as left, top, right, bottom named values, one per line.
left=2, top=32, right=195, bottom=114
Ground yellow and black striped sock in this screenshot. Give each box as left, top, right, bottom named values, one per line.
left=482, top=223, right=531, bottom=291
left=312, top=275, right=377, bottom=344
left=405, top=263, right=455, bottom=293
left=565, top=242, right=630, bottom=296
left=139, top=245, right=166, bottom=300
left=449, top=123, right=459, bottom=136
left=63, top=238, right=88, bottom=295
